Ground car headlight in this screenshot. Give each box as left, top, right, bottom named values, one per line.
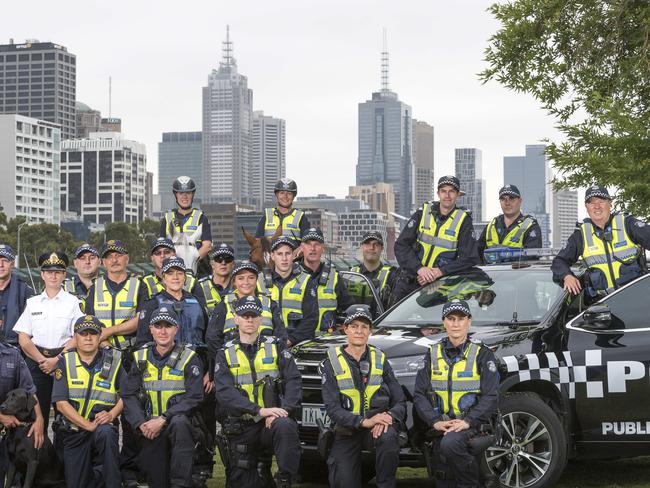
left=388, top=355, right=425, bottom=378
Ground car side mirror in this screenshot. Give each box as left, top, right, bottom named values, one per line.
left=581, top=305, right=612, bottom=330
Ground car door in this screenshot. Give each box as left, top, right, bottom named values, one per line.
left=338, top=270, right=384, bottom=318
left=565, top=274, right=650, bottom=450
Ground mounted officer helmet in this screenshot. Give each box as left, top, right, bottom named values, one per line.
left=172, top=176, right=196, bottom=194
left=274, top=178, right=298, bottom=195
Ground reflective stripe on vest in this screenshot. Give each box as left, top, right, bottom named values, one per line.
left=65, top=349, right=121, bottom=419
left=223, top=293, right=274, bottom=335
left=134, top=346, right=195, bottom=417
left=198, top=279, right=222, bottom=311
left=485, top=216, right=534, bottom=249
left=270, top=272, right=310, bottom=325
left=225, top=341, right=280, bottom=407
left=349, top=265, right=391, bottom=298
left=263, top=208, right=304, bottom=240
left=417, top=204, right=468, bottom=267
left=580, top=213, right=640, bottom=290
left=94, top=276, right=140, bottom=350
left=165, top=209, right=203, bottom=246
left=144, top=273, right=196, bottom=299
left=327, top=345, right=385, bottom=415
left=63, top=279, right=76, bottom=294
left=316, top=268, right=338, bottom=332
left=429, top=342, right=481, bottom=417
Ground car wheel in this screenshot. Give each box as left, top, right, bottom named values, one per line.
left=482, top=392, right=567, bottom=488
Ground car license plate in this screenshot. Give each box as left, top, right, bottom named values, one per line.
left=301, top=404, right=331, bottom=427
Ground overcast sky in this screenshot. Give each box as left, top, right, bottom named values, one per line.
left=2, top=0, right=565, bottom=217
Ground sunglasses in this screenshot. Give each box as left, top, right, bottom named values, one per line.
left=214, top=256, right=234, bottom=264
left=151, top=322, right=177, bottom=329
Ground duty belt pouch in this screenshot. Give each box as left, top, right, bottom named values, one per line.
left=99, top=349, right=113, bottom=380
left=316, top=418, right=333, bottom=460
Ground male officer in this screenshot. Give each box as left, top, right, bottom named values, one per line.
left=394, top=176, right=480, bottom=302
left=552, top=186, right=650, bottom=297
left=161, top=176, right=212, bottom=273
left=122, top=307, right=204, bottom=488
left=300, top=228, right=354, bottom=333
left=321, top=305, right=406, bottom=488
left=63, top=243, right=101, bottom=302
left=206, top=260, right=287, bottom=357
left=53, top=315, right=125, bottom=488
left=213, top=295, right=302, bottom=488
left=193, top=243, right=235, bottom=312
left=0, top=244, right=34, bottom=345
left=349, top=231, right=397, bottom=309
left=255, top=178, right=310, bottom=244
left=477, top=185, right=542, bottom=258
left=413, top=300, right=499, bottom=488
left=142, top=238, right=196, bottom=299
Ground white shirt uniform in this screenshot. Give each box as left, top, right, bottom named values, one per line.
left=13, top=289, right=84, bottom=349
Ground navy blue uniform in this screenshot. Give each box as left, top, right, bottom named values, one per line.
left=270, top=270, right=319, bottom=346
left=158, top=209, right=212, bottom=245
left=254, top=209, right=310, bottom=239
left=476, top=213, right=543, bottom=258
left=0, top=276, right=34, bottom=345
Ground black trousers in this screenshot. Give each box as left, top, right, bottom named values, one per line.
left=59, top=424, right=121, bottom=488
left=434, top=430, right=481, bottom=488
left=137, top=414, right=195, bottom=488
left=327, top=426, right=400, bottom=488
left=25, top=357, right=53, bottom=430
left=227, top=417, right=300, bottom=488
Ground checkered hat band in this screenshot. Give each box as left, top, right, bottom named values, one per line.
left=233, top=263, right=258, bottom=275
left=499, top=189, right=520, bottom=197
left=0, top=249, right=15, bottom=259
left=272, top=238, right=296, bottom=250
left=443, top=303, right=471, bottom=317
left=586, top=191, right=610, bottom=201
left=162, top=262, right=185, bottom=273
left=438, top=179, right=459, bottom=189
left=302, top=232, right=324, bottom=242
left=151, top=313, right=178, bottom=326
left=212, top=248, right=235, bottom=257
left=345, top=311, right=373, bottom=324
left=236, top=303, right=263, bottom=315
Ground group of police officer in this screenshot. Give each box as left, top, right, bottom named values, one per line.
left=0, top=172, right=648, bottom=488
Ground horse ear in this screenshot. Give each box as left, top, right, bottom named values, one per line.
left=272, top=225, right=283, bottom=241
left=243, top=228, right=257, bottom=246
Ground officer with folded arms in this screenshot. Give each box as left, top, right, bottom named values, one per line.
left=321, top=305, right=406, bottom=488
left=213, top=295, right=302, bottom=488
left=193, top=243, right=235, bottom=313
left=63, top=243, right=101, bottom=304
left=0, top=244, right=35, bottom=346
left=122, top=307, right=204, bottom=488
left=142, top=238, right=196, bottom=299
left=413, top=300, right=499, bottom=488
left=52, top=315, right=125, bottom=488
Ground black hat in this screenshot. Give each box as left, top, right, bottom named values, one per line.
left=271, top=236, right=297, bottom=252
left=437, top=175, right=465, bottom=195
left=172, top=176, right=196, bottom=193
left=150, top=237, right=175, bottom=254
left=210, top=242, right=235, bottom=260
left=101, top=239, right=128, bottom=257
left=584, top=185, right=612, bottom=203
left=161, top=256, right=186, bottom=274
left=39, top=251, right=68, bottom=271
left=234, top=295, right=263, bottom=317
left=150, top=306, right=179, bottom=327
left=232, top=260, right=259, bottom=277
left=498, top=184, right=522, bottom=199
left=301, top=228, right=325, bottom=244
left=442, top=299, right=472, bottom=319
left=74, top=315, right=104, bottom=334
left=274, top=178, right=298, bottom=194
left=343, top=304, right=373, bottom=326
left=360, top=231, right=384, bottom=245
left=74, top=243, right=99, bottom=259
left=0, top=244, right=15, bottom=261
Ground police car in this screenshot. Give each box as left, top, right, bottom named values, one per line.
left=293, top=249, right=650, bottom=488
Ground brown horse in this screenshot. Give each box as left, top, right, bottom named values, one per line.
left=243, top=226, right=282, bottom=272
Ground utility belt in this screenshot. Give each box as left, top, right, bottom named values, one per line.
left=35, top=346, right=64, bottom=358
left=52, top=413, right=80, bottom=433
left=221, top=415, right=256, bottom=437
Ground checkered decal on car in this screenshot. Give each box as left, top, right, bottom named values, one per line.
left=500, top=350, right=605, bottom=399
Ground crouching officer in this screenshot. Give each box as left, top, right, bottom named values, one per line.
left=213, top=295, right=302, bottom=488
left=413, top=300, right=499, bottom=488
left=121, top=308, right=204, bottom=488
left=321, top=305, right=406, bottom=488
left=52, top=315, right=125, bottom=488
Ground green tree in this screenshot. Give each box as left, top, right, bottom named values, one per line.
left=481, top=0, right=650, bottom=216
left=90, top=220, right=161, bottom=263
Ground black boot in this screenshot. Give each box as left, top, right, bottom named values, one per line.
left=274, top=472, right=292, bottom=488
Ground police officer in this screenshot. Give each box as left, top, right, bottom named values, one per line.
left=552, top=186, right=650, bottom=297
left=255, top=178, right=310, bottom=244
left=0, top=244, right=35, bottom=345
left=122, top=308, right=204, bottom=488
left=13, top=252, right=83, bottom=428
left=52, top=315, right=125, bottom=488
left=0, top=341, right=45, bottom=488
left=142, top=238, right=196, bottom=299
left=161, top=176, right=213, bottom=274
left=413, top=300, right=499, bottom=488
left=206, top=260, right=287, bottom=357
left=394, top=176, right=480, bottom=302
left=349, top=231, right=397, bottom=309
left=193, top=243, right=235, bottom=313
left=477, top=185, right=542, bottom=258
left=299, top=228, right=354, bottom=333
left=63, top=243, right=100, bottom=303
left=213, top=295, right=302, bottom=488
left=321, top=305, right=406, bottom=488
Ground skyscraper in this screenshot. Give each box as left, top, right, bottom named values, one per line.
left=0, top=40, right=76, bottom=140
left=356, top=37, right=413, bottom=218
left=552, top=189, right=578, bottom=248
left=202, top=27, right=253, bottom=205
left=251, top=111, right=286, bottom=210
left=158, top=131, right=203, bottom=211
left=412, top=120, right=434, bottom=208
left=504, top=144, right=552, bottom=246
left=455, top=148, right=485, bottom=222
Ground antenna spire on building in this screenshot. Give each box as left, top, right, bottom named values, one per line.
left=222, top=25, right=235, bottom=67
left=108, top=76, right=112, bottom=118
left=381, top=27, right=389, bottom=93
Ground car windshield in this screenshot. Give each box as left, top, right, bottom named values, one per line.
left=378, top=267, right=563, bottom=328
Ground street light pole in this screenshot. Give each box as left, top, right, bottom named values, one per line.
left=16, top=221, right=29, bottom=269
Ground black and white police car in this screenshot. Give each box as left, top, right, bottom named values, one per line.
left=293, top=249, right=650, bottom=488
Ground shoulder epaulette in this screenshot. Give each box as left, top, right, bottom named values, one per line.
left=223, top=339, right=236, bottom=349
left=469, top=337, right=483, bottom=345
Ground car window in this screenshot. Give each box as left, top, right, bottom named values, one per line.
left=339, top=271, right=383, bottom=318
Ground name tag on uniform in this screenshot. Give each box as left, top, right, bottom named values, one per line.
left=185, top=298, right=198, bottom=304
left=119, top=301, right=134, bottom=307
left=71, top=380, right=84, bottom=385
left=457, top=372, right=473, bottom=378
left=262, top=357, right=274, bottom=364
left=613, top=241, right=626, bottom=248
left=31, top=311, right=43, bottom=316
left=169, top=368, right=183, bottom=376
left=96, top=380, right=110, bottom=389
left=286, top=223, right=297, bottom=229
left=444, top=229, right=456, bottom=236
left=186, top=225, right=198, bottom=230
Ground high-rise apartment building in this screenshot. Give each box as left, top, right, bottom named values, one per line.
left=0, top=114, right=61, bottom=224
left=455, top=148, right=485, bottom=222
left=0, top=40, right=76, bottom=140
left=158, top=131, right=203, bottom=211
left=552, top=189, right=578, bottom=248
left=251, top=111, right=285, bottom=210
left=412, top=120, right=434, bottom=207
